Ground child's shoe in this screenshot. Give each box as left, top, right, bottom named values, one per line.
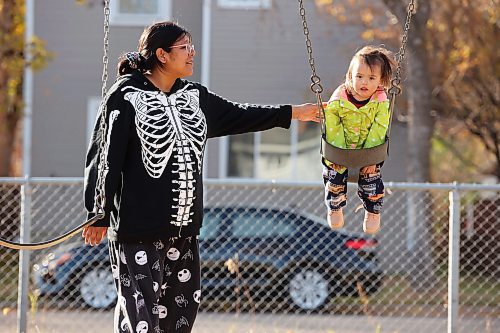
left=363, top=211, right=381, bottom=234
left=328, top=209, right=344, bottom=229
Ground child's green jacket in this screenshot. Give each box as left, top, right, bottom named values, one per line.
left=324, top=85, right=390, bottom=172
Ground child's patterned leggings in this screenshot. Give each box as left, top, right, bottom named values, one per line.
left=323, top=162, right=385, bottom=214
left=109, top=236, right=200, bottom=333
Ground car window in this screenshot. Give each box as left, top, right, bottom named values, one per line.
left=232, top=211, right=295, bottom=238
left=199, top=211, right=222, bottom=240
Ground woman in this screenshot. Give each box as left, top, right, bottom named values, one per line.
left=83, top=21, right=320, bottom=333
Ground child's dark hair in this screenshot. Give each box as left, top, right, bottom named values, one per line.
left=117, top=21, right=191, bottom=76
left=345, top=45, right=396, bottom=91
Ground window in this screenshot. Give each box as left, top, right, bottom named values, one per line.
left=110, top=0, right=172, bottom=26
left=295, top=121, right=323, bottom=181
left=225, top=121, right=323, bottom=181
left=258, top=127, right=291, bottom=180
left=217, top=0, right=271, bottom=9
left=227, top=133, right=255, bottom=177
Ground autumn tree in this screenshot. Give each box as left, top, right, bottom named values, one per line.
left=0, top=0, right=51, bottom=176
left=429, top=0, right=499, bottom=179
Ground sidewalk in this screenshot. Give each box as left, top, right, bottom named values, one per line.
left=2, top=310, right=498, bottom=333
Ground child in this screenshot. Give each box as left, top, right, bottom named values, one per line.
left=322, top=45, right=396, bottom=234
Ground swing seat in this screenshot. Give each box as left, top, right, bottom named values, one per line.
left=321, top=135, right=389, bottom=182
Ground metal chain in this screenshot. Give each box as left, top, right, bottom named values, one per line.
left=389, top=0, right=415, bottom=96
left=298, top=0, right=326, bottom=136
left=101, top=0, right=110, bottom=100
left=95, top=0, right=111, bottom=214
left=298, top=0, right=323, bottom=95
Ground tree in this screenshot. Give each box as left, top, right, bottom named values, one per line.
left=429, top=0, right=499, bottom=179
left=0, top=0, right=51, bottom=176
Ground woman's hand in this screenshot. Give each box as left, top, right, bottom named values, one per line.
left=82, top=226, right=107, bottom=246
left=291, top=103, right=328, bottom=122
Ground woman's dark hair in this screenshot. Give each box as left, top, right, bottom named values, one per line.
left=345, top=45, right=396, bottom=91
left=117, top=21, right=191, bottom=76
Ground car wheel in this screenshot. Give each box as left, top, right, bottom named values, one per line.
left=288, top=268, right=329, bottom=311
left=79, top=266, right=117, bottom=309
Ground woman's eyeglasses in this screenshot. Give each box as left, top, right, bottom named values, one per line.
left=170, top=43, right=195, bottom=54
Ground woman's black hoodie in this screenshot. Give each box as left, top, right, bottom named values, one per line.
left=84, top=71, right=292, bottom=242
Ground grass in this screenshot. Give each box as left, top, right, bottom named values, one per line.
left=323, top=273, right=498, bottom=318
left=459, top=275, right=500, bottom=307
left=0, top=251, right=19, bottom=303
left=374, top=274, right=498, bottom=305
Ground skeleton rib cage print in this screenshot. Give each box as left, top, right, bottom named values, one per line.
left=123, top=84, right=207, bottom=227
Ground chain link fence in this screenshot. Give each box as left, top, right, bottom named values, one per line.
left=0, top=178, right=498, bottom=333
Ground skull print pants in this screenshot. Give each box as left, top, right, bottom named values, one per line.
left=109, top=236, right=201, bottom=333
left=323, top=162, right=385, bottom=214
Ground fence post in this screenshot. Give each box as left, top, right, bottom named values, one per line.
left=17, top=181, right=32, bottom=333
left=448, top=186, right=460, bottom=333
left=19, top=0, right=35, bottom=331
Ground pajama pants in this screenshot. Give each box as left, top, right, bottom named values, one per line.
left=323, top=162, right=385, bottom=214
left=109, top=236, right=201, bottom=333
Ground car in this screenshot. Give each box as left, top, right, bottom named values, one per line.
left=33, top=206, right=382, bottom=311
left=32, top=241, right=114, bottom=309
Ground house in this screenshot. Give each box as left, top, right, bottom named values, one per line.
left=31, top=0, right=408, bottom=181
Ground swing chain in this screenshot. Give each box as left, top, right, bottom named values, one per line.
left=95, top=0, right=111, bottom=215
left=101, top=0, right=110, bottom=100
left=298, top=0, right=323, bottom=95
left=389, top=0, right=415, bottom=96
